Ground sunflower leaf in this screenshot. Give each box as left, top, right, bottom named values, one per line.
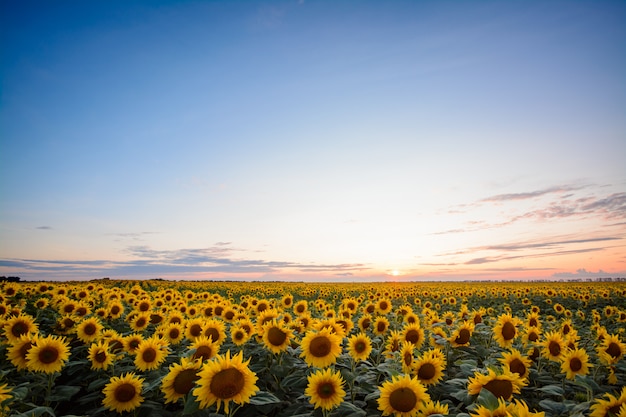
left=250, top=390, right=282, bottom=405
left=537, top=384, right=564, bottom=396
left=476, top=388, right=499, bottom=409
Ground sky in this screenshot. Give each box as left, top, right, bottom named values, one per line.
left=1, top=0, right=625, bottom=282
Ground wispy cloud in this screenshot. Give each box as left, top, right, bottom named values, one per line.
left=479, top=185, right=586, bottom=202
left=36, top=226, right=53, bottom=230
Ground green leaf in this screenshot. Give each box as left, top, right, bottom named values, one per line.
left=539, top=399, right=567, bottom=415
left=47, top=385, right=81, bottom=402
left=182, top=393, right=200, bottom=415
left=333, top=401, right=367, bottom=416
left=538, top=384, right=564, bottom=396
left=476, top=388, right=500, bottom=410
left=15, top=405, right=56, bottom=417
left=249, top=390, right=282, bottom=405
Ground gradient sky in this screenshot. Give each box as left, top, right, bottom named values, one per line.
left=1, top=0, right=625, bottom=282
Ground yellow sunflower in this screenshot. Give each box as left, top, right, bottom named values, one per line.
left=261, top=319, right=293, bottom=354
left=76, top=317, right=103, bottom=344
left=162, top=322, right=185, bottom=345
left=358, top=314, right=373, bottom=333
left=305, top=367, right=346, bottom=411
left=26, top=335, right=70, bottom=374
left=190, top=335, right=220, bottom=362
left=377, top=374, right=430, bottom=417
left=161, top=357, right=202, bottom=403
left=467, top=368, right=526, bottom=401
left=493, top=313, right=522, bottom=348
left=203, top=318, right=227, bottom=346
left=589, top=386, right=626, bottom=417
left=449, top=321, right=475, bottom=348
left=7, top=334, right=35, bottom=370
left=347, top=333, right=373, bottom=362
left=229, top=324, right=251, bottom=346
left=185, top=317, right=206, bottom=341
left=0, top=382, right=12, bottom=406
left=598, top=334, right=626, bottom=365
left=384, top=330, right=403, bottom=358
left=129, top=312, right=151, bottom=332
left=541, top=331, right=566, bottom=362
left=300, top=328, right=343, bottom=368
left=414, top=350, right=446, bottom=386
left=469, top=398, right=510, bottom=417
left=522, top=326, right=541, bottom=347
left=376, top=298, right=394, bottom=315
left=102, top=372, right=145, bottom=413
left=400, top=342, right=416, bottom=374
left=293, top=300, right=308, bottom=315
left=88, top=340, right=114, bottom=371
left=123, top=333, right=144, bottom=355
left=373, top=316, right=391, bottom=336
left=401, top=323, right=425, bottom=350
left=193, top=350, right=259, bottom=414
left=134, top=336, right=168, bottom=371
left=560, top=347, right=592, bottom=380
left=419, top=399, right=449, bottom=416
left=3, top=313, right=38, bottom=344
left=499, top=348, right=532, bottom=380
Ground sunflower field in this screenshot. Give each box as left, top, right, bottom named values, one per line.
left=1, top=280, right=625, bottom=417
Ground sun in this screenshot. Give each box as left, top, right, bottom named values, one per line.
left=391, top=270, right=401, bottom=277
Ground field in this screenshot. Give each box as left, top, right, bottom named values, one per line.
left=1, top=279, right=625, bottom=417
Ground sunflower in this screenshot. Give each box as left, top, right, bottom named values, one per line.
left=449, top=321, right=475, bottom=348
left=467, top=368, right=526, bottom=401
left=522, top=326, right=541, bottom=347
left=190, top=335, right=220, bottom=362
left=598, top=333, right=626, bottom=365
left=261, top=319, right=293, bottom=354
left=376, top=298, right=394, bottom=315
left=358, top=314, right=373, bottom=333
left=384, top=330, right=403, bottom=358
left=401, top=323, right=425, bottom=349
left=293, top=300, right=308, bottom=315
left=76, top=317, right=103, bottom=344
left=129, top=312, right=151, bottom=332
left=185, top=318, right=206, bottom=341
left=107, top=300, right=124, bottom=319
left=347, top=333, right=372, bottom=362
left=124, top=333, right=144, bottom=355
left=414, top=350, right=446, bottom=386
left=499, top=348, right=532, bottom=380
left=560, top=347, right=592, bottom=380
left=26, top=335, right=70, bottom=374
left=373, top=316, right=391, bottom=336
left=469, top=398, right=510, bottom=417
left=300, top=328, right=343, bottom=368
left=305, top=367, right=346, bottom=411
left=0, top=382, right=11, bottom=405
left=88, top=340, right=114, bottom=371
left=589, top=386, right=626, bottom=417
left=377, top=374, right=430, bottom=417
left=400, top=342, right=416, bottom=374
left=493, top=313, right=522, bottom=348
left=134, top=336, right=168, bottom=371
left=161, top=357, right=202, bottom=403
left=102, top=372, right=145, bottom=413
left=162, top=322, right=185, bottom=345
left=419, top=399, right=449, bottom=416
left=3, top=313, right=38, bottom=344
left=193, top=350, right=259, bottom=414
left=7, top=334, right=35, bottom=370
left=229, top=324, right=251, bottom=346
left=203, top=318, right=227, bottom=346
left=541, top=331, right=566, bottom=362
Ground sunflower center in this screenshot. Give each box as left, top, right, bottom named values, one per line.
left=169, top=328, right=180, bottom=339
left=417, top=363, right=436, bottom=380
left=389, top=387, right=417, bottom=412
left=39, top=346, right=60, bottom=364
left=569, top=357, right=583, bottom=372
left=484, top=379, right=513, bottom=399
left=528, top=332, right=539, bottom=342
left=189, top=324, right=203, bottom=337
left=380, top=301, right=389, bottom=310
left=11, top=321, right=28, bottom=337
left=509, top=359, right=526, bottom=376
left=84, top=323, right=97, bottom=335
left=173, top=369, right=200, bottom=395
left=606, top=342, right=621, bottom=358
left=224, top=311, right=235, bottom=320
left=403, top=352, right=412, bottom=366
left=142, top=348, right=157, bottom=363
left=355, top=341, right=366, bottom=353
left=110, top=305, right=121, bottom=315
left=20, top=342, right=33, bottom=358
left=501, top=322, right=516, bottom=341
left=529, top=318, right=538, bottom=327
left=210, top=368, right=245, bottom=399
left=455, top=329, right=471, bottom=345
left=473, top=315, right=482, bottom=324
left=234, top=331, right=245, bottom=341
left=549, top=341, right=561, bottom=357
left=267, top=327, right=287, bottom=346
left=609, top=405, right=622, bottom=415
left=193, top=345, right=213, bottom=361
left=310, top=336, right=332, bottom=357
left=114, top=383, right=137, bottom=403
left=95, top=350, right=107, bottom=363
left=405, top=329, right=420, bottom=344
left=317, top=381, right=335, bottom=399
left=205, top=328, right=219, bottom=343
left=361, top=318, right=371, bottom=330
left=377, top=322, right=386, bottom=332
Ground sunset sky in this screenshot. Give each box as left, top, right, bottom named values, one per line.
left=1, top=0, right=625, bottom=282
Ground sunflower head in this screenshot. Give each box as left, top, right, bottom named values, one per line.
left=467, top=368, right=526, bottom=401
left=26, top=335, right=70, bottom=374
left=305, top=368, right=346, bottom=411
left=102, top=372, right=145, bottom=413
left=347, top=333, right=372, bottom=362
left=378, top=374, right=430, bottom=417
left=299, top=328, right=343, bottom=368
left=161, top=357, right=202, bottom=404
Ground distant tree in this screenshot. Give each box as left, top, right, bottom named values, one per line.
left=0, top=276, right=21, bottom=282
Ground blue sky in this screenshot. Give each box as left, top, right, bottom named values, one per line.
left=1, top=0, right=625, bottom=281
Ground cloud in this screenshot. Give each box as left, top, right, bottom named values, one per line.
left=36, top=226, right=53, bottom=230
left=552, top=268, right=624, bottom=279
left=479, top=185, right=585, bottom=203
